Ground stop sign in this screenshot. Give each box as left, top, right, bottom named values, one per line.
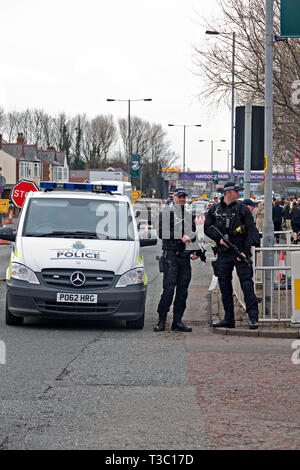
left=11, top=180, right=39, bottom=208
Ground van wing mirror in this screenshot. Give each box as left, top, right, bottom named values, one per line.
left=0, top=226, right=15, bottom=242
left=135, top=210, right=140, bottom=218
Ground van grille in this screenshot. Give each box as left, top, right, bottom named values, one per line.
left=41, top=269, right=115, bottom=289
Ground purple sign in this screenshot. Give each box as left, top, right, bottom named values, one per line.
left=179, top=172, right=297, bottom=182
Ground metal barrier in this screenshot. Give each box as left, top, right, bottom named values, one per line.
left=232, top=231, right=300, bottom=322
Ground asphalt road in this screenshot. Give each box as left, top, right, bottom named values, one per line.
left=0, top=235, right=297, bottom=450
left=0, top=240, right=210, bottom=450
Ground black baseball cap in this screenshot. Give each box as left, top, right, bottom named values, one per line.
left=173, top=188, right=188, bottom=196
left=243, top=198, right=255, bottom=207
left=223, top=181, right=241, bottom=192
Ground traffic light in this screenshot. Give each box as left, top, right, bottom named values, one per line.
left=239, top=176, right=244, bottom=188
left=235, top=106, right=264, bottom=170
left=212, top=171, right=219, bottom=184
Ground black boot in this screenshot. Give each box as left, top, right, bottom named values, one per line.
left=154, top=314, right=167, bottom=332
left=213, top=319, right=235, bottom=328
left=171, top=321, right=192, bottom=332
left=249, top=318, right=259, bottom=329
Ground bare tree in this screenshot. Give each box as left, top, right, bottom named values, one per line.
left=193, top=0, right=300, bottom=169
left=82, top=114, right=117, bottom=168
left=0, top=107, right=5, bottom=133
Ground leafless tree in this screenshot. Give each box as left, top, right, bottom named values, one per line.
left=82, top=115, right=118, bottom=168
left=193, top=0, right=300, bottom=169
left=0, top=107, right=5, bottom=133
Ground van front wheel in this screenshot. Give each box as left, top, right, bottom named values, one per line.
left=126, top=314, right=144, bottom=330
left=6, top=300, right=24, bottom=326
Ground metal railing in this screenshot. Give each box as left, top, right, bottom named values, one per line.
left=232, top=230, right=300, bottom=322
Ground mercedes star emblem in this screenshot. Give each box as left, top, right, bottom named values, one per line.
left=70, top=271, right=86, bottom=287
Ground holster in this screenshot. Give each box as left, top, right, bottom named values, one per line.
left=156, top=252, right=169, bottom=273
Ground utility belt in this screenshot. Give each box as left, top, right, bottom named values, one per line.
left=156, top=249, right=189, bottom=273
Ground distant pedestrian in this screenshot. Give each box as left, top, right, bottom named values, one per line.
left=291, top=202, right=300, bottom=244
left=243, top=199, right=260, bottom=247
left=255, top=202, right=264, bottom=233
left=272, top=200, right=282, bottom=243
left=282, top=201, right=292, bottom=232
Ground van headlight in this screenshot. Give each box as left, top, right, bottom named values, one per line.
left=115, top=268, right=144, bottom=288
left=10, top=263, right=40, bottom=285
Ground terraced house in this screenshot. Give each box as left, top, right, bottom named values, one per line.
left=0, top=133, right=69, bottom=199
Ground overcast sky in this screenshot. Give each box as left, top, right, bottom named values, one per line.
left=1, top=0, right=231, bottom=172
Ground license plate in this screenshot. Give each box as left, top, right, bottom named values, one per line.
left=56, top=293, right=98, bottom=303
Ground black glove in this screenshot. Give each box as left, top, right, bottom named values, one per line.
left=194, top=248, right=206, bottom=263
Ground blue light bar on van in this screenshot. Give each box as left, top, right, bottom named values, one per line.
left=39, top=182, right=118, bottom=192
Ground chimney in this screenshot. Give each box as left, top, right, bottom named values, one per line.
left=17, top=133, right=25, bottom=145
left=0, top=134, right=2, bottom=149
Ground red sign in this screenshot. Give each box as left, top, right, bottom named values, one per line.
left=11, top=180, right=39, bottom=208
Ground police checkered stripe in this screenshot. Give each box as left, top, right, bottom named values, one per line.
left=223, top=184, right=237, bottom=192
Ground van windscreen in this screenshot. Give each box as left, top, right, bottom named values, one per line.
left=23, top=198, right=135, bottom=240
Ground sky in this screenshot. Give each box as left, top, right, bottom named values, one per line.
left=0, top=0, right=232, bottom=172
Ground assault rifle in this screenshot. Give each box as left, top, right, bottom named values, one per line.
left=209, top=225, right=252, bottom=268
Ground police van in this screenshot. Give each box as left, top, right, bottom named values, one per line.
left=0, top=182, right=156, bottom=328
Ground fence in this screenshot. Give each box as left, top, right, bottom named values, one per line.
left=232, top=230, right=300, bottom=323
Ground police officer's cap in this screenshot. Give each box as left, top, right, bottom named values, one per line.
left=173, top=188, right=188, bottom=196
left=242, top=198, right=255, bottom=207
left=223, top=181, right=241, bottom=192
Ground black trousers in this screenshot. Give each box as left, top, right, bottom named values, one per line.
left=157, top=251, right=191, bottom=323
left=273, top=221, right=281, bottom=241
left=216, top=250, right=259, bottom=323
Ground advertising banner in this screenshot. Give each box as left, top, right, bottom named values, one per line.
left=179, top=172, right=296, bottom=182
left=130, top=154, right=141, bottom=178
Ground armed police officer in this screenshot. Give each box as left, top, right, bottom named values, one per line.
left=204, top=181, right=259, bottom=330
left=154, top=188, right=205, bottom=332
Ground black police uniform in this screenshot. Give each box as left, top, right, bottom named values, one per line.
left=204, top=197, right=259, bottom=328
left=155, top=202, right=200, bottom=331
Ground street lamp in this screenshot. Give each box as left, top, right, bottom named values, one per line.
left=168, top=124, right=202, bottom=173
left=107, top=98, right=152, bottom=187
left=205, top=30, right=236, bottom=179
left=217, top=148, right=230, bottom=173
left=199, top=139, right=226, bottom=172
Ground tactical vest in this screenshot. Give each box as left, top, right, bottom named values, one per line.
left=213, top=201, right=245, bottom=237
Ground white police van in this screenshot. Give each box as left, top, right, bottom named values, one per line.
left=0, top=182, right=156, bottom=328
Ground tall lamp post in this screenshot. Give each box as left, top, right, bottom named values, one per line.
left=217, top=148, right=230, bottom=173
left=199, top=139, right=226, bottom=193
left=205, top=30, right=236, bottom=179
left=168, top=124, right=202, bottom=174
left=107, top=98, right=152, bottom=184
left=199, top=139, right=226, bottom=172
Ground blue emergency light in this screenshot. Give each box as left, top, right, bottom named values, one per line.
left=39, top=182, right=118, bottom=192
